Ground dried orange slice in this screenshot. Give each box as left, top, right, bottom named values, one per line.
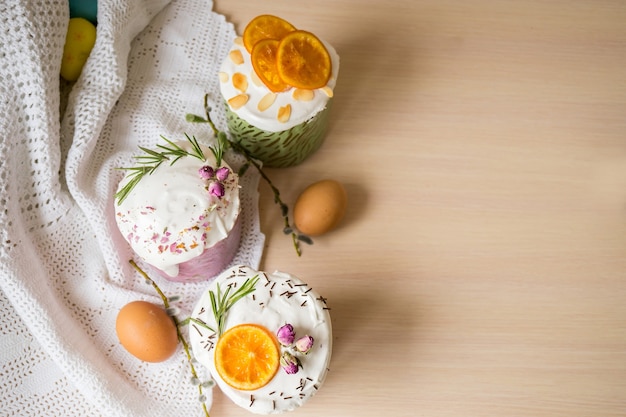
left=214, top=324, right=280, bottom=391
left=251, top=39, right=290, bottom=92
left=277, top=30, right=332, bottom=90
left=243, top=15, right=296, bottom=53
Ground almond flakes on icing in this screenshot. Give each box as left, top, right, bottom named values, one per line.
left=232, top=73, right=248, bottom=92
left=277, top=104, right=291, bottom=123
left=229, top=49, right=244, bottom=65
left=234, top=37, right=244, bottom=47
left=250, top=69, right=263, bottom=87
left=321, top=86, right=334, bottom=98
left=257, top=93, right=277, bottom=112
left=218, top=38, right=339, bottom=132
left=228, top=94, right=249, bottom=110
left=292, top=88, right=315, bottom=102
left=218, top=72, right=229, bottom=83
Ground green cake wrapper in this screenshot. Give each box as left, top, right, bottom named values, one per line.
left=225, top=99, right=333, bottom=168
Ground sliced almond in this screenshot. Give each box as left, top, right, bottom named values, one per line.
left=250, top=69, right=263, bottom=87
left=229, top=49, right=244, bottom=65
left=277, top=104, right=291, bottom=123
left=292, top=88, right=315, bottom=102
left=321, top=86, right=334, bottom=98
left=232, top=73, right=248, bottom=92
left=234, top=37, right=244, bottom=47
left=257, top=93, right=277, bottom=112
left=228, top=94, right=249, bottom=110
left=218, top=71, right=229, bottom=83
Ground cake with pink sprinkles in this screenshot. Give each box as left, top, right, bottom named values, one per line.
left=114, top=135, right=241, bottom=283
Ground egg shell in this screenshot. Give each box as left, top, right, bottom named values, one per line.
left=60, top=18, right=97, bottom=81
left=116, top=301, right=178, bottom=363
left=294, top=179, right=347, bottom=236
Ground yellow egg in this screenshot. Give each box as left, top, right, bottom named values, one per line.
left=60, top=17, right=97, bottom=81
left=115, top=301, right=179, bottom=363
left=294, top=179, right=347, bottom=236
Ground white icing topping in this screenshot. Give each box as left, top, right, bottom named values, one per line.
left=189, top=265, right=332, bottom=414
left=114, top=142, right=240, bottom=277
left=219, top=37, right=340, bottom=132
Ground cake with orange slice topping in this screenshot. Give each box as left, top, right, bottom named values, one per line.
left=219, top=15, right=339, bottom=167
left=114, top=135, right=241, bottom=283
left=189, top=265, right=332, bottom=414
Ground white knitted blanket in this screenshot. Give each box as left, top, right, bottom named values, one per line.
left=0, top=1, right=264, bottom=416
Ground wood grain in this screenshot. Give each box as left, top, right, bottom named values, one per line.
left=213, top=1, right=626, bottom=416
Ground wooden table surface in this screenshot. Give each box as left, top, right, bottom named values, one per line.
left=212, top=1, right=626, bottom=416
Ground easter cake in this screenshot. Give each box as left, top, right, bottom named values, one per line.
left=219, top=15, right=340, bottom=167
left=189, top=265, right=332, bottom=414
left=114, top=135, right=241, bottom=283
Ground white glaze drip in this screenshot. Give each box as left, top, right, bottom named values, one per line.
left=115, top=142, right=240, bottom=277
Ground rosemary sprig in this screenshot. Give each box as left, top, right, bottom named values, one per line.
left=180, top=316, right=216, bottom=334
left=209, top=276, right=259, bottom=337
left=129, top=260, right=211, bottom=417
left=211, top=131, right=227, bottom=167
left=115, top=134, right=207, bottom=205
left=185, top=94, right=312, bottom=256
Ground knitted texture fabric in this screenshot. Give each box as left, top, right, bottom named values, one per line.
left=0, top=0, right=264, bottom=415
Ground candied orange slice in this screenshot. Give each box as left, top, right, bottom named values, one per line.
left=277, top=30, right=332, bottom=90
left=243, top=15, right=296, bottom=53
left=251, top=39, right=290, bottom=93
left=214, top=324, right=280, bottom=391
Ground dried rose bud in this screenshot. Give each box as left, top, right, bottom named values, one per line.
left=295, top=335, right=314, bottom=354
left=215, top=166, right=230, bottom=181
left=208, top=181, right=225, bottom=198
left=198, top=165, right=214, bottom=180
left=276, top=323, right=295, bottom=346
left=280, top=352, right=301, bottom=375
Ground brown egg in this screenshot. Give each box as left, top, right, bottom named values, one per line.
left=116, top=301, right=179, bottom=362
left=294, top=179, right=347, bottom=236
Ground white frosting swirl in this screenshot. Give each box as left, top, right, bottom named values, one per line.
left=114, top=142, right=240, bottom=277
left=189, top=265, right=332, bottom=414
left=219, top=37, right=340, bottom=132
